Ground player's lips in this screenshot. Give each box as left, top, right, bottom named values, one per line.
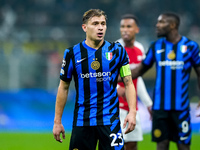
left=97, top=33, right=103, bottom=37
left=122, top=34, right=129, bottom=39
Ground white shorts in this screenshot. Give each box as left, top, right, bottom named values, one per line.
left=120, top=109, right=143, bottom=142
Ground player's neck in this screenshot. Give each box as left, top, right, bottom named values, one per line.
left=124, top=40, right=135, bottom=48
left=85, top=39, right=104, bottom=50
left=166, top=31, right=181, bottom=44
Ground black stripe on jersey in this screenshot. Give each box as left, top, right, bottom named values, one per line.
left=192, top=46, right=200, bottom=62
left=110, top=44, right=120, bottom=95
left=171, top=44, right=177, bottom=109
left=112, top=44, right=120, bottom=68
left=108, top=42, right=115, bottom=51
left=180, top=110, right=192, bottom=142
left=160, top=41, right=166, bottom=110
left=108, top=42, right=119, bottom=71
left=110, top=112, right=118, bottom=124
left=60, top=47, right=73, bottom=82
left=150, top=42, right=156, bottom=108
left=184, top=38, right=191, bottom=45
left=181, top=81, right=188, bottom=97
left=64, top=49, right=71, bottom=75
left=70, top=46, right=79, bottom=127
left=80, top=43, right=91, bottom=126
left=183, top=45, right=191, bottom=65
left=146, top=43, right=156, bottom=68
left=181, top=69, right=188, bottom=80
left=180, top=39, right=191, bottom=108
left=109, top=96, right=119, bottom=123
left=183, top=39, right=191, bottom=63
left=193, top=46, right=199, bottom=54
left=181, top=75, right=189, bottom=108
left=95, top=46, right=104, bottom=125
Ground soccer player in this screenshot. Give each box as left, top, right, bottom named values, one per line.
left=116, top=14, right=152, bottom=150
left=53, top=9, right=137, bottom=150
left=130, top=12, right=200, bottom=150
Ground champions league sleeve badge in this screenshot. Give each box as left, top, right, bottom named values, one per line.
left=61, top=59, right=66, bottom=67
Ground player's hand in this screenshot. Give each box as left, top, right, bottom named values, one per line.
left=53, top=123, right=65, bottom=143
left=123, top=111, right=136, bottom=134
left=196, top=101, right=200, bottom=117
left=147, top=106, right=152, bottom=120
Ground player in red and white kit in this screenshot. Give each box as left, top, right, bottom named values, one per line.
left=117, top=14, right=152, bottom=150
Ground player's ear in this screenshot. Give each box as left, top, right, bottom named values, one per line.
left=82, top=24, right=87, bottom=32
left=170, top=22, right=176, bottom=29
left=136, top=27, right=140, bottom=34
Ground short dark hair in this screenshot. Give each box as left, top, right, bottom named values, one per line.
left=162, top=12, right=180, bottom=29
left=82, top=9, right=107, bottom=24
left=121, top=14, right=139, bottom=26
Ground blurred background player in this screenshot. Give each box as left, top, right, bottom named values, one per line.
left=130, top=12, right=200, bottom=150
left=117, top=14, right=153, bottom=150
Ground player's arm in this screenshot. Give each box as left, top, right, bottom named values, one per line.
left=131, top=63, right=148, bottom=79
left=131, top=45, right=155, bottom=80
left=137, top=76, right=153, bottom=119
left=194, top=66, right=200, bottom=117
left=53, top=79, right=70, bottom=143
left=120, top=64, right=137, bottom=134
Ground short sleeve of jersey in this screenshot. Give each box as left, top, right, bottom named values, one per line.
left=191, top=42, right=200, bottom=67
left=60, top=49, right=73, bottom=82
left=142, top=43, right=154, bottom=67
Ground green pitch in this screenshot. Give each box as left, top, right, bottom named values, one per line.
left=0, top=132, right=199, bottom=150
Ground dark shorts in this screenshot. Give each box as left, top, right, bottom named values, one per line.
left=152, top=109, right=191, bottom=145
left=69, top=120, right=124, bottom=150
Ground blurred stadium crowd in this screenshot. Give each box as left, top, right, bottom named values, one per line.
left=0, top=0, right=200, bottom=90
left=1, top=0, right=200, bottom=133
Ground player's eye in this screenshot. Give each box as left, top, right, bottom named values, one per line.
left=93, top=22, right=98, bottom=25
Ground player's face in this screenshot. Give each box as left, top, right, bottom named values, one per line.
left=156, top=15, right=171, bottom=37
left=82, top=16, right=107, bottom=42
left=120, top=19, right=139, bottom=43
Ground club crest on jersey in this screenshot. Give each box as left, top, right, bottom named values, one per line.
left=167, top=50, right=176, bottom=60
left=181, top=45, right=187, bottom=53
left=106, top=52, right=113, bottom=60
left=91, top=59, right=100, bottom=70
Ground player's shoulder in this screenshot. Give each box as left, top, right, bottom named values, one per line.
left=182, top=36, right=199, bottom=47
left=63, top=43, right=80, bottom=57
left=115, top=38, right=124, bottom=46
left=104, top=40, right=124, bottom=50
left=134, top=40, right=145, bottom=52
left=155, top=38, right=165, bottom=44
left=64, top=46, right=73, bottom=54
left=148, top=38, right=164, bottom=49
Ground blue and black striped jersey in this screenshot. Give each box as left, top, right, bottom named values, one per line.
left=60, top=40, right=130, bottom=126
left=143, top=36, right=200, bottom=111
